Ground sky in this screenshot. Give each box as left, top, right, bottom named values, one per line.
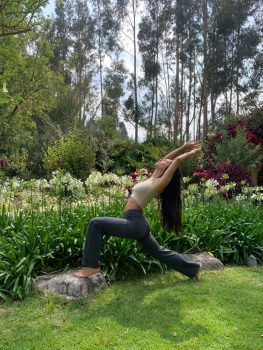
left=42, top=0, right=55, bottom=17
left=42, top=0, right=146, bottom=142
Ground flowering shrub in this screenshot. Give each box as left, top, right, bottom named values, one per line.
left=236, top=186, right=263, bottom=203
left=49, top=170, right=85, bottom=200
left=85, top=171, right=132, bottom=189
left=193, top=161, right=251, bottom=192
left=0, top=171, right=262, bottom=213
left=225, top=109, right=263, bottom=145
left=201, top=111, right=262, bottom=187
left=182, top=176, right=262, bottom=203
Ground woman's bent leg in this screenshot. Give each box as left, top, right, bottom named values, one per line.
left=138, top=232, right=200, bottom=278
left=82, top=217, right=146, bottom=268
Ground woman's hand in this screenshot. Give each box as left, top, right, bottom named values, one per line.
left=153, top=145, right=202, bottom=192
left=182, top=141, right=202, bottom=152
left=176, top=145, right=202, bottom=164
left=163, top=141, right=202, bottom=161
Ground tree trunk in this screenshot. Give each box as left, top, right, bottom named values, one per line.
left=186, top=50, right=193, bottom=141
left=197, top=86, right=203, bottom=140
left=132, top=0, right=138, bottom=143
left=192, top=51, right=197, bottom=140
left=174, top=33, right=180, bottom=144
left=180, top=56, right=184, bottom=143
left=150, top=81, right=154, bottom=138
left=229, top=32, right=235, bottom=114
left=202, top=0, right=208, bottom=136
left=154, top=0, right=159, bottom=131
left=236, top=17, right=241, bottom=115
left=98, top=0, right=103, bottom=118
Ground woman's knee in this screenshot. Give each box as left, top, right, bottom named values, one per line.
left=89, top=218, right=100, bottom=229
left=89, top=218, right=101, bottom=228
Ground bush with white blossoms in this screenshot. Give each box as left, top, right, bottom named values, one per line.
left=236, top=186, right=263, bottom=203
left=49, top=170, right=85, bottom=200
left=85, top=171, right=133, bottom=191
left=182, top=176, right=263, bottom=203
left=0, top=171, right=262, bottom=211
left=34, top=178, right=50, bottom=191
left=84, top=171, right=134, bottom=205
left=0, top=177, right=25, bottom=201
left=219, top=182, right=237, bottom=193
left=183, top=177, right=220, bottom=201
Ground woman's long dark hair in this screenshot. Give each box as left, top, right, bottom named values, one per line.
left=157, top=167, right=183, bottom=234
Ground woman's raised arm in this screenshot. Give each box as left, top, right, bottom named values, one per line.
left=154, top=146, right=202, bottom=193
left=163, top=141, right=202, bottom=160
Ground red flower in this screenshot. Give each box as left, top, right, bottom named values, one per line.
left=130, top=171, right=138, bottom=181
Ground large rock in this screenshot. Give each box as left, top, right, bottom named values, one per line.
left=34, top=269, right=107, bottom=300
left=34, top=253, right=223, bottom=299
left=182, top=252, right=224, bottom=269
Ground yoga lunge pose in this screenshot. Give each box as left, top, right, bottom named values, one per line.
left=74, top=141, right=202, bottom=280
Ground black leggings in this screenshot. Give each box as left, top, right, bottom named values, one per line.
left=82, top=209, right=200, bottom=278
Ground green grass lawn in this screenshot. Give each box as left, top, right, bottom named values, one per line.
left=0, top=266, right=262, bottom=350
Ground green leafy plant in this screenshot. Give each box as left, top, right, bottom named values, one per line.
left=43, top=128, right=95, bottom=180
left=214, top=129, right=262, bottom=168
left=4, top=148, right=28, bottom=177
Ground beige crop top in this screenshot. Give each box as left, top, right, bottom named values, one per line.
left=130, top=179, right=159, bottom=209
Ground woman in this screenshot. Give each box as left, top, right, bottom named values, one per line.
left=74, top=141, right=202, bottom=280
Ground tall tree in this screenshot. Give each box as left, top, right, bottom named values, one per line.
left=138, top=0, right=164, bottom=139
left=71, top=0, right=96, bottom=124
left=116, top=0, right=141, bottom=142
left=91, top=0, right=121, bottom=118
left=202, top=0, right=209, bottom=137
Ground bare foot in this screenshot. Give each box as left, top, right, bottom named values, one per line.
left=74, top=267, right=101, bottom=278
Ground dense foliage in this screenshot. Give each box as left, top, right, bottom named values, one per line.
left=0, top=199, right=262, bottom=301
left=0, top=171, right=262, bottom=300
left=1, top=1, right=263, bottom=180
left=43, top=129, right=96, bottom=180
left=0, top=0, right=263, bottom=304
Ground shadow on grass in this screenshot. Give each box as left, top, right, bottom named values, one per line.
left=64, top=272, right=209, bottom=344
left=2, top=266, right=262, bottom=349
left=63, top=266, right=263, bottom=345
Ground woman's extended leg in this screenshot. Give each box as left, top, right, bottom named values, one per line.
left=74, top=216, right=147, bottom=277
left=138, top=231, right=200, bottom=278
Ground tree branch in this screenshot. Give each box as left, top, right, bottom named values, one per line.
left=0, top=27, right=31, bottom=37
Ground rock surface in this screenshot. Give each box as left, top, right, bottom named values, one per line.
left=34, top=252, right=223, bottom=299
left=34, top=269, right=107, bottom=300
left=182, top=252, right=224, bottom=269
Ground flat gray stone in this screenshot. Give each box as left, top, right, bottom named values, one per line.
left=182, top=252, right=224, bottom=269
left=34, top=252, right=223, bottom=299
left=34, top=269, right=107, bottom=300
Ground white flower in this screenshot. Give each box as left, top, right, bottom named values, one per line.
left=227, top=182, right=236, bottom=189
left=221, top=173, right=229, bottom=180
left=242, top=187, right=254, bottom=194
left=205, top=179, right=219, bottom=188
left=183, top=176, right=191, bottom=184
left=49, top=170, right=85, bottom=199
left=204, top=187, right=217, bottom=199
left=235, top=194, right=247, bottom=201
left=188, top=184, right=199, bottom=194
